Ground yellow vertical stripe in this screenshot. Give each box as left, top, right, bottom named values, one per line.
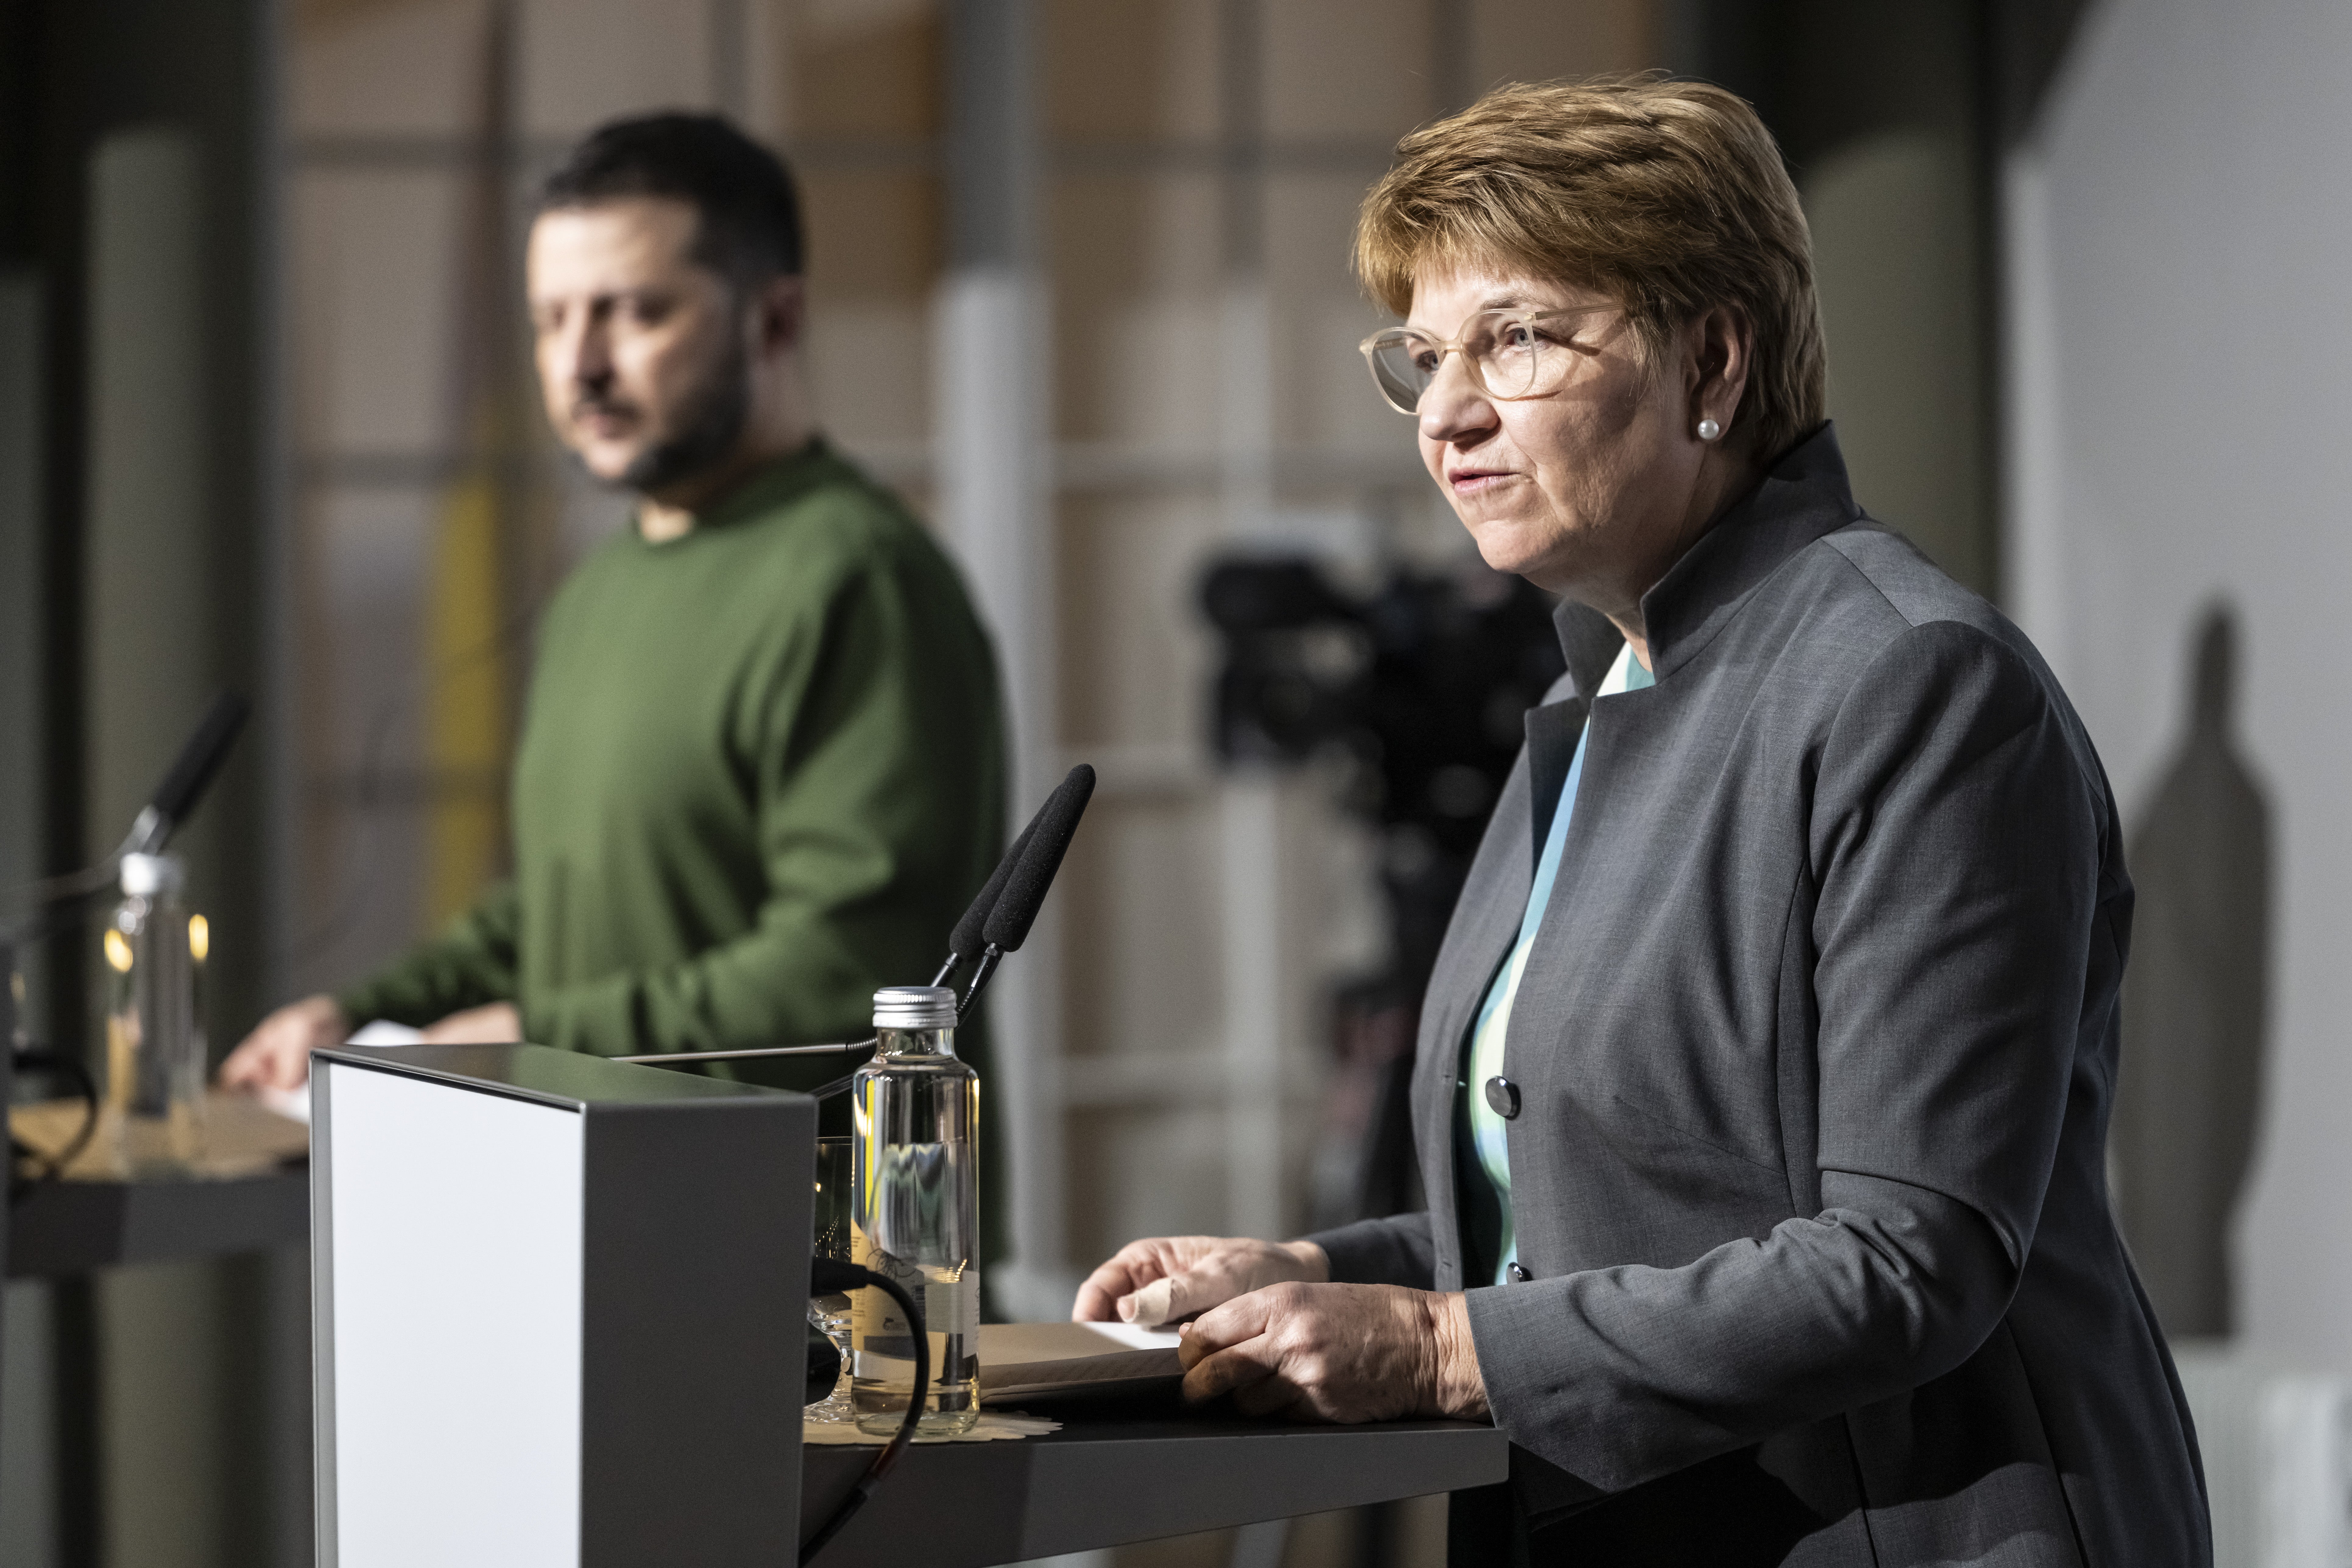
left=424, top=455, right=508, bottom=929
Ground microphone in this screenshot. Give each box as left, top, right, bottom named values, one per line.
left=797, top=766, right=1097, bottom=1099
left=122, top=691, right=251, bottom=858
left=616, top=765, right=1099, bottom=1089
left=959, top=764, right=1094, bottom=1012
left=2, top=692, right=252, bottom=945
left=928, top=817, right=1036, bottom=987
left=983, top=765, right=1093, bottom=953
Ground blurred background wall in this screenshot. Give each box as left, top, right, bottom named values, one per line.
left=5, top=0, right=2343, bottom=1563
left=2008, top=0, right=2348, bottom=1365
left=2006, top=0, right=2352, bottom=1555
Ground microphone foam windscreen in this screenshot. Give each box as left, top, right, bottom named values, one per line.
left=149, top=691, right=251, bottom=830
left=982, top=765, right=1095, bottom=954
left=950, top=818, right=1034, bottom=960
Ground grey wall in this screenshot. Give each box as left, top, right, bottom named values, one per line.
left=2004, top=0, right=2352, bottom=1366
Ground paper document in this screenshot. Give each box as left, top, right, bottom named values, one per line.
left=978, top=1321, right=1185, bottom=1404
left=346, top=1019, right=426, bottom=1047
left=263, top=1021, right=425, bottom=1125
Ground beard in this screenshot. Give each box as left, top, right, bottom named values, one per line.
left=590, top=329, right=751, bottom=496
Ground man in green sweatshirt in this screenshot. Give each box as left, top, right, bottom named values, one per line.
left=222, top=114, right=1004, bottom=1095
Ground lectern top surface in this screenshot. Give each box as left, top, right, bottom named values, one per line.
left=316, top=1042, right=800, bottom=1113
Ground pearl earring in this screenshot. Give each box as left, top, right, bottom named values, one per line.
left=1697, top=418, right=1722, bottom=441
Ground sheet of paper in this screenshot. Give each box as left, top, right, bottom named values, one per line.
left=263, top=1020, right=424, bottom=1126
left=346, top=1019, right=426, bottom=1047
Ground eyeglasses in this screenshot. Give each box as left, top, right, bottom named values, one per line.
left=1358, top=305, right=1616, bottom=415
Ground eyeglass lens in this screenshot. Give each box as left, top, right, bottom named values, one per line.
left=1367, top=309, right=1564, bottom=413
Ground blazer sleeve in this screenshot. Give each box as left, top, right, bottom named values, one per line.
left=1466, top=619, right=2102, bottom=1498
left=1306, top=1211, right=1437, bottom=1289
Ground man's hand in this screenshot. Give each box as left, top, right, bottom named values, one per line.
left=421, top=1002, right=523, bottom=1044
left=1178, top=1283, right=1488, bottom=1423
left=1074, top=1235, right=1330, bottom=1327
left=219, top=995, right=347, bottom=1093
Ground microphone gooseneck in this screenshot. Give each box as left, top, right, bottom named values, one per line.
left=609, top=1038, right=875, bottom=1066
left=956, top=949, right=1001, bottom=1015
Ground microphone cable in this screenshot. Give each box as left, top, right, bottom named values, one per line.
left=7, top=1045, right=99, bottom=1205
left=798, top=1257, right=930, bottom=1566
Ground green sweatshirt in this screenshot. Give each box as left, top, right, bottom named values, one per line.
left=338, top=440, right=1007, bottom=1099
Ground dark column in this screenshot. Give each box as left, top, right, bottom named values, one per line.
left=1, top=0, right=291, bottom=1563
left=1672, top=0, right=2002, bottom=600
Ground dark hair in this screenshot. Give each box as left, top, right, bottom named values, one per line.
left=539, top=112, right=804, bottom=283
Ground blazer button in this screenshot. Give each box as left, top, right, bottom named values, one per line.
left=1483, top=1076, right=1521, bottom=1119
left=1508, top=1262, right=1532, bottom=1283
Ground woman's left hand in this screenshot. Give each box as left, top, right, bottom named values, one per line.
left=1177, top=1282, right=1489, bottom=1423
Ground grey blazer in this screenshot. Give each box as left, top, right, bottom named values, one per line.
left=1308, top=427, right=2208, bottom=1567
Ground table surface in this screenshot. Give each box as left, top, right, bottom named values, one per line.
left=7, top=1092, right=312, bottom=1279
left=798, top=1404, right=1506, bottom=1567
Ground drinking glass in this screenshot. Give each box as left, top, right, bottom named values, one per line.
left=806, top=1137, right=856, bottom=1422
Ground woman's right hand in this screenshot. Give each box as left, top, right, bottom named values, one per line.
left=1074, top=1235, right=1330, bottom=1327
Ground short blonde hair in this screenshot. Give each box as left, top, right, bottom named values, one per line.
left=1355, top=76, right=1827, bottom=461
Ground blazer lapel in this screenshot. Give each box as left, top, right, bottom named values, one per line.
left=1429, top=753, right=1538, bottom=1061
left=1524, top=696, right=1588, bottom=871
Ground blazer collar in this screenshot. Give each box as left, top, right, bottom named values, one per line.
left=1550, top=422, right=1860, bottom=684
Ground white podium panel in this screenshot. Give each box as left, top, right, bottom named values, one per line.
left=325, top=1064, right=586, bottom=1566
left=314, top=1044, right=815, bottom=1568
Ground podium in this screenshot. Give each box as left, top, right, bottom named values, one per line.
left=311, top=1043, right=816, bottom=1568
left=313, top=1043, right=1507, bottom=1567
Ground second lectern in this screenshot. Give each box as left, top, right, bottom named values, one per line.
left=311, top=1042, right=816, bottom=1568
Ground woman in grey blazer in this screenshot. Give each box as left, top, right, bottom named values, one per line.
left=1075, top=77, right=2208, bottom=1567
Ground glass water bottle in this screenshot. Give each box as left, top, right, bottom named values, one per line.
left=101, top=852, right=208, bottom=1174
left=849, top=985, right=981, bottom=1435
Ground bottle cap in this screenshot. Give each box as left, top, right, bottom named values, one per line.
left=872, top=986, right=958, bottom=1030
left=119, top=853, right=185, bottom=899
